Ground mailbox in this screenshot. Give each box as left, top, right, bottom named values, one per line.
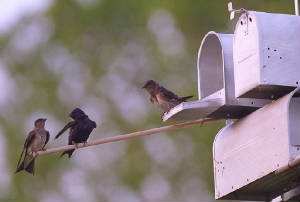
left=213, top=88, right=300, bottom=201
left=233, top=11, right=300, bottom=99
left=163, top=31, right=269, bottom=122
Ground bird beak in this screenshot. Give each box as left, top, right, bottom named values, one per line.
left=43, top=118, right=47, bottom=122
left=142, top=84, right=146, bottom=89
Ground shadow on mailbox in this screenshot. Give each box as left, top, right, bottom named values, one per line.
left=163, top=31, right=269, bottom=122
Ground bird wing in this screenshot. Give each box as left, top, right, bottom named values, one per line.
left=24, top=130, right=36, bottom=149
left=69, top=120, right=84, bottom=142
left=179, top=95, right=193, bottom=102
left=150, top=95, right=159, bottom=105
left=70, top=119, right=95, bottom=143
left=45, top=131, right=50, bottom=146
left=55, top=121, right=76, bottom=139
left=68, top=130, right=74, bottom=145
left=159, top=86, right=180, bottom=101
left=92, top=121, right=97, bottom=128
left=16, top=130, right=36, bottom=171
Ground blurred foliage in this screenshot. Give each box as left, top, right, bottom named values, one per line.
left=0, top=0, right=295, bottom=201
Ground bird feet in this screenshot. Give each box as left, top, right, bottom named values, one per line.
left=31, top=151, right=37, bottom=157
left=161, top=111, right=169, bottom=120
left=161, top=112, right=167, bottom=119
left=72, top=141, right=88, bottom=148
left=72, top=141, right=80, bottom=149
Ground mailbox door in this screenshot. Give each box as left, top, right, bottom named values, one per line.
left=233, top=12, right=260, bottom=98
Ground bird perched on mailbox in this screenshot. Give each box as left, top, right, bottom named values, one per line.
left=142, top=80, right=193, bottom=115
left=55, top=108, right=96, bottom=158
left=15, top=118, right=50, bottom=175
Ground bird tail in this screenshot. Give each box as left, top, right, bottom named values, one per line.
left=25, top=159, right=35, bottom=175
left=15, top=161, right=25, bottom=174
left=60, top=149, right=75, bottom=158
left=180, top=95, right=193, bottom=102
left=15, top=159, right=35, bottom=175
left=16, top=148, right=25, bottom=172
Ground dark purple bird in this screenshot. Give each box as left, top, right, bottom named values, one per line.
left=55, top=108, right=97, bottom=158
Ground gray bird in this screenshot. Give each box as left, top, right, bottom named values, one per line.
left=142, top=80, right=193, bottom=114
left=15, top=118, right=50, bottom=175
left=55, top=108, right=96, bottom=158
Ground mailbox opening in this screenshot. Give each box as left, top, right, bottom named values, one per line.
left=163, top=31, right=270, bottom=122
left=198, top=33, right=224, bottom=99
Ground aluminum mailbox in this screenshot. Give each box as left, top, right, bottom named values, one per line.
left=213, top=89, right=300, bottom=200
left=233, top=11, right=300, bottom=99
left=163, top=31, right=269, bottom=122
left=197, top=31, right=269, bottom=118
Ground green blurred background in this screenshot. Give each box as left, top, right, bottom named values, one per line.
left=0, top=0, right=295, bottom=201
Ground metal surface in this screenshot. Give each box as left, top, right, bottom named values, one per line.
left=274, top=186, right=300, bottom=201
left=197, top=32, right=271, bottom=109
left=227, top=2, right=248, bottom=20
left=163, top=31, right=269, bottom=122
left=233, top=11, right=300, bottom=99
left=295, top=0, right=299, bottom=16
left=162, top=99, right=224, bottom=122
left=198, top=32, right=225, bottom=99
left=213, top=89, right=300, bottom=200
left=223, top=163, right=300, bottom=201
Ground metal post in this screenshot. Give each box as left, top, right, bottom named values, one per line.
left=295, top=0, right=299, bottom=15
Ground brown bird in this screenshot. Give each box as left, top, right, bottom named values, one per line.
left=15, top=118, right=50, bottom=175
left=142, top=80, right=193, bottom=114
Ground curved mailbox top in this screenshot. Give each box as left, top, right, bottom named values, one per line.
left=197, top=31, right=230, bottom=100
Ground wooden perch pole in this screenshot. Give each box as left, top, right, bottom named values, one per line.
left=36, top=118, right=224, bottom=157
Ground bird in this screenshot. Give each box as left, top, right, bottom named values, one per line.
left=15, top=118, right=50, bottom=175
left=55, top=108, right=97, bottom=158
left=142, top=80, right=193, bottom=114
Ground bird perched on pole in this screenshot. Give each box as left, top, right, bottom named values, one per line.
left=142, top=80, right=193, bottom=115
left=15, top=118, right=50, bottom=175
left=55, top=108, right=97, bottom=158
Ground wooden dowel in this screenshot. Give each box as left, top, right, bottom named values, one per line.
left=36, top=118, right=224, bottom=157
left=275, top=155, right=300, bottom=174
